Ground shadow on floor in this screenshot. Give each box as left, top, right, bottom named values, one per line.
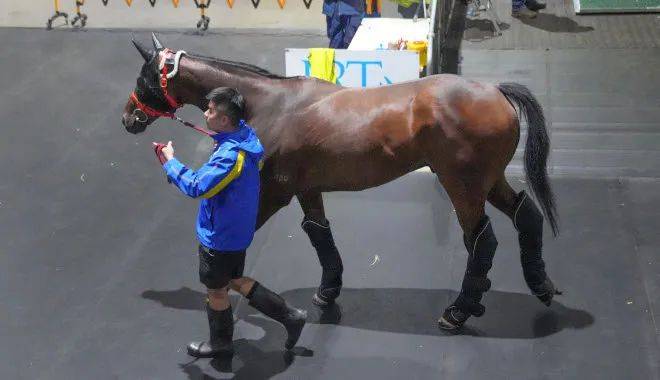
left=143, top=286, right=593, bottom=340
left=464, top=18, right=511, bottom=41
left=519, top=12, right=594, bottom=33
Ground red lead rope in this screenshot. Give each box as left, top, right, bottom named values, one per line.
left=153, top=142, right=172, bottom=183
left=171, top=116, right=215, bottom=137
left=153, top=143, right=168, bottom=165
left=152, top=118, right=215, bottom=175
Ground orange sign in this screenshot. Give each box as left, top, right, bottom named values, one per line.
left=124, top=0, right=132, bottom=6
left=227, top=0, right=234, bottom=7
left=172, top=0, right=180, bottom=6
left=277, top=0, right=285, bottom=8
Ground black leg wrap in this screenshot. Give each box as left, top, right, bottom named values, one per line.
left=439, top=215, right=497, bottom=330
left=187, top=305, right=234, bottom=358
left=247, top=282, right=307, bottom=350
left=514, top=191, right=558, bottom=306
left=302, top=218, right=343, bottom=305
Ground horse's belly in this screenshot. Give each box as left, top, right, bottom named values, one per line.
left=303, top=150, right=425, bottom=192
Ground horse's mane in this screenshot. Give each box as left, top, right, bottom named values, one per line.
left=187, top=53, right=290, bottom=80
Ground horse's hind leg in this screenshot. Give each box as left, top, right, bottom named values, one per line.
left=297, top=192, right=343, bottom=307
left=437, top=176, right=499, bottom=330
left=488, top=176, right=559, bottom=306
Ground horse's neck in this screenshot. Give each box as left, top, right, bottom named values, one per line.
left=179, top=60, right=290, bottom=115
left=176, top=59, right=328, bottom=156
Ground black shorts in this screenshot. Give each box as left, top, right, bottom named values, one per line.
left=198, top=244, right=246, bottom=289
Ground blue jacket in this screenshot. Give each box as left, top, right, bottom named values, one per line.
left=162, top=120, right=264, bottom=252
left=323, top=0, right=364, bottom=16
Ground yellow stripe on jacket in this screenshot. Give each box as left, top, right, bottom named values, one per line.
left=201, top=150, right=245, bottom=199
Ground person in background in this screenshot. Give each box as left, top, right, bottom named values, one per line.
left=512, top=0, right=546, bottom=19
left=364, top=0, right=381, bottom=17
left=323, top=0, right=365, bottom=48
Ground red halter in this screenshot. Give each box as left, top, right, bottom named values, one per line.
left=129, top=92, right=176, bottom=119
left=129, top=49, right=182, bottom=119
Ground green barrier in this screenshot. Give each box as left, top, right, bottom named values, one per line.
left=575, top=0, right=660, bottom=14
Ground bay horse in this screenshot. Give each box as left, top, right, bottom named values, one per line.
left=122, top=34, right=560, bottom=330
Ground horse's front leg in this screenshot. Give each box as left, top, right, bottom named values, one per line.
left=296, top=192, right=344, bottom=307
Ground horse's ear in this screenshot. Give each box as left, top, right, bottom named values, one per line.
left=132, top=39, right=154, bottom=62
left=151, top=33, right=164, bottom=51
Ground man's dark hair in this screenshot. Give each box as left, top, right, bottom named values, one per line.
left=206, top=87, right=246, bottom=126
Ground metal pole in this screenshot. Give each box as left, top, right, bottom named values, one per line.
left=427, top=0, right=437, bottom=73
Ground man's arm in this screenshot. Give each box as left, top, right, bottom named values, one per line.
left=162, top=149, right=246, bottom=199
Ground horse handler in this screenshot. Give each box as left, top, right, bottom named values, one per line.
left=153, top=87, right=307, bottom=358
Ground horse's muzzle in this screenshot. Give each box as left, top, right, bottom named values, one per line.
left=122, top=112, right=148, bottom=134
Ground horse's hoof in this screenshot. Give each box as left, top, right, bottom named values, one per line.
left=536, top=288, right=563, bottom=306
left=537, top=291, right=553, bottom=306
left=534, top=278, right=561, bottom=306
left=312, top=292, right=332, bottom=307
left=438, top=316, right=460, bottom=330
left=438, top=306, right=468, bottom=330
left=312, top=285, right=341, bottom=307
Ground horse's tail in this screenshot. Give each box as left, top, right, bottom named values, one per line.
left=497, top=82, right=559, bottom=236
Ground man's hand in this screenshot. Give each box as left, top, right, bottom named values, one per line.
left=162, top=141, right=175, bottom=160
left=153, top=141, right=175, bottom=161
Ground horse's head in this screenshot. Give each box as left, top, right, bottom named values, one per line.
left=122, top=33, right=180, bottom=134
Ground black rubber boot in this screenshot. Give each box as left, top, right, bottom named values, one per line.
left=514, top=191, right=560, bottom=306
left=247, top=282, right=307, bottom=350
left=439, top=216, right=498, bottom=330
left=526, top=0, right=546, bottom=11
left=187, top=305, right=234, bottom=358
left=302, top=218, right=343, bottom=306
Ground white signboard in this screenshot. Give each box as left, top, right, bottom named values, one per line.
left=348, top=17, right=431, bottom=51
left=285, top=48, right=420, bottom=88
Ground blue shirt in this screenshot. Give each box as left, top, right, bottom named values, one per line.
left=162, top=120, right=264, bottom=252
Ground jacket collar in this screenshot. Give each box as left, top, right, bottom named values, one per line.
left=211, top=120, right=249, bottom=143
